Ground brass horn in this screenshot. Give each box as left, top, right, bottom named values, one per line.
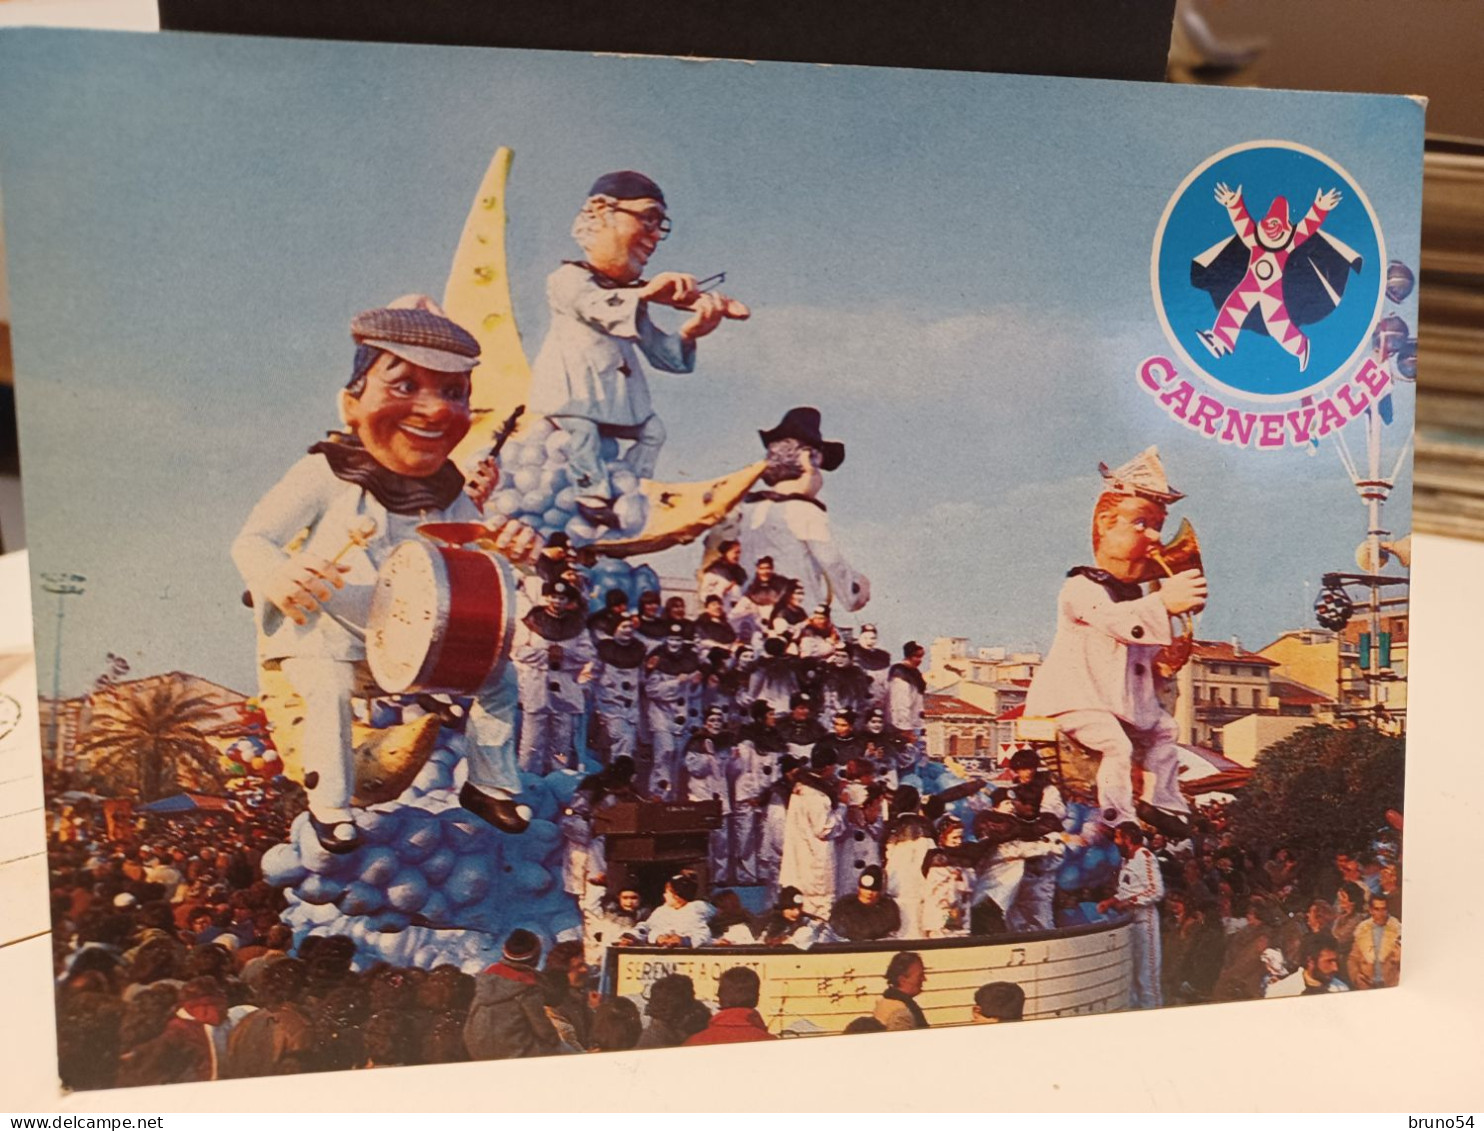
left=1143, top=518, right=1202, bottom=582
left=1145, top=518, right=1202, bottom=677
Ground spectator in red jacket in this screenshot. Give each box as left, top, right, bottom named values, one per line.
left=683, top=967, right=776, bottom=1046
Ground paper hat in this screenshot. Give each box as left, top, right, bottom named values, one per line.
left=1098, top=446, right=1184, bottom=504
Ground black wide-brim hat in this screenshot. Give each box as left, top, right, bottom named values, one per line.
left=759, top=407, right=845, bottom=472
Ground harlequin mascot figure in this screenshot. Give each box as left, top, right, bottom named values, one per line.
left=740, top=407, right=870, bottom=615
left=232, top=295, right=535, bottom=853
left=1194, top=182, right=1349, bottom=373
left=527, top=170, right=747, bottom=527
left=1022, top=447, right=1206, bottom=834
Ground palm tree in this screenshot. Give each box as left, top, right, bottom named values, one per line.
left=81, top=679, right=226, bottom=801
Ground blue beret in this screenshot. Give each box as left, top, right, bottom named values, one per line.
left=589, top=170, right=665, bottom=205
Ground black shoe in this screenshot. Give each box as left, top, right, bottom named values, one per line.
left=308, top=810, right=362, bottom=854
left=1136, top=801, right=1191, bottom=840
left=460, top=782, right=531, bottom=834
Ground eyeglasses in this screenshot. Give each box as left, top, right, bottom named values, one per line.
left=611, top=205, right=672, bottom=239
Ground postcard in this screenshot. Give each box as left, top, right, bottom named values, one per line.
left=0, top=29, right=1418, bottom=1089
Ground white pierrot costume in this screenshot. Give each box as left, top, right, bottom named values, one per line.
left=232, top=297, right=524, bottom=826
left=1022, top=447, right=1191, bottom=826
left=778, top=775, right=848, bottom=918
left=739, top=407, right=870, bottom=615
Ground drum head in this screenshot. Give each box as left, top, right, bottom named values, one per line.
left=367, top=541, right=441, bottom=693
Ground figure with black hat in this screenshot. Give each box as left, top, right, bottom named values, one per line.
left=694, top=592, right=739, bottom=652
left=778, top=745, right=852, bottom=918
left=828, top=865, right=901, bottom=942
left=796, top=603, right=842, bottom=661
left=643, top=621, right=705, bottom=800
left=747, top=635, right=798, bottom=718
left=592, top=617, right=646, bottom=763
left=697, top=538, right=748, bottom=617
left=861, top=708, right=909, bottom=790
left=851, top=624, right=893, bottom=712
left=1022, top=448, right=1204, bottom=833
left=527, top=171, right=748, bottom=527
left=888, top=641, right=929, bottom=770
left=683, top=706, right=736, bottom=881
left=732, top=555, right=794, bottom=647
left=511, top=577, right=598, bottom=775
left=740, top=407, right=870, bottom=614
left=758, top=886, right=827, bottom=949
left=731, top=700, right=785, bottom=885
left=1005, top=748, right=1068, bottom=932
left=587, top=587, right=630, bottom=639
left=758, top=754, right=808, bottom=891
left=820, top=644, right=872, bottom=722
left=882, top=786, right=935, bottom=939
left=970, top=787, right=1068, bottom=935
left=232, top=295, right=539, bottom=851
left=777, top=691, right=828, bottom=765
left=921, top=819, right=974, bottom=938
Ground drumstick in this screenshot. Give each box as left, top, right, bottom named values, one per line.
left=262, top=517, right=379, bottom=631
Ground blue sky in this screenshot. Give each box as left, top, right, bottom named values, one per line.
left=0, top=30, right=1423, bottom=695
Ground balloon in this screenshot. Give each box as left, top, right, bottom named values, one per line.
left=419, top=891, right=452, bottom=926
left=1371, top=314, right=1408, bottom=361
left=357, top=845, right=401, bottom=887
left=543, top=507, right=571, bottom=530
left=511, top=466, right=541, bottom=494
left=521, top=488, right=554, bottom=515
left=260, top=843, right=308, bottom=887
left=386, top=868, right=432, bottom=914
left=1397, top=339, right=1417, bottom=381
left=367, top=909, right=411, bottom=934
left=299, top=873, right=346, bottom=905
left=521, top=818, right=562, bottom=855
left=566, top=516, right=599, bottom=544
left=1385, top=260, right=1415, bottom=304
left=554, top=486, right=578, bottom=512
left=422, top=846, right=459, bottom=885
left=614, top=492, right=648, bottom=536
left=512, top=861, right=555, bottom=895
left=492, top=488, right=523, bottom=516
left=445, top=856, right=492, bottom=906
left=356, top=808, right=403, bottom=846
left=600, top=436, right=621, bottom=461
left=398, top=814, right=443, bottom=864
left=546, top=771, right=583, bottom=807
left=338, top=880, right=386, bottom=916
left=441, top=814, right=488, bottom=853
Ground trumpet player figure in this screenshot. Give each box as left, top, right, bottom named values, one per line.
left=1023, top=447, right=1205, bottom=837
left=527, top=170, right=749, bottom=529
left=232, top=295, right=539, bottom=854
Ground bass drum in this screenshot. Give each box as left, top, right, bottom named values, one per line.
left=367, top=541, right=518, bottom=695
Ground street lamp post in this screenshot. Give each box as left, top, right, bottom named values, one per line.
left=40, top=573, right=85, bottom=767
